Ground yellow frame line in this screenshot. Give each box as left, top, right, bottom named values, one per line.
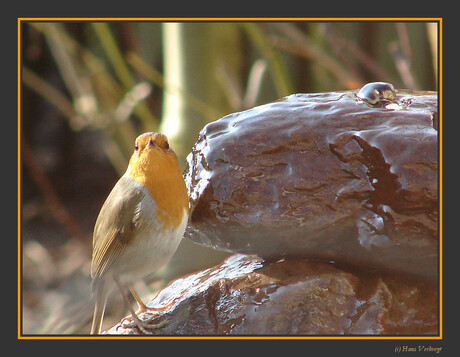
left=18, top=17, right=443, bottom=21
left=17, top=17, right=442, bottom=340
left=18, top=335, right=443, bottom=340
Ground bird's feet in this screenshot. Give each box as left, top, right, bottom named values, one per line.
left=120, top=307, right=168, bottom=334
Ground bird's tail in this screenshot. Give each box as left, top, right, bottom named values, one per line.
left=90, top=284, right=108, bottom=335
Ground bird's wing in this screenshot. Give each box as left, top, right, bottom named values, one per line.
left=91, top=176, right=145, bottom=289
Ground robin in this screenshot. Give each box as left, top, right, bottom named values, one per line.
left=90, top=132, right=189, bottom=334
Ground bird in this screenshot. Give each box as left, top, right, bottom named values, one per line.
left=90, top=132, right=189, bottom=335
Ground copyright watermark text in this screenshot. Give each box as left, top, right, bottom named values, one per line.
left=395, top=346, right=442, bottom=354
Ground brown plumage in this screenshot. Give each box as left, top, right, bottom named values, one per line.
left=90, top=132, right=188, bottom=334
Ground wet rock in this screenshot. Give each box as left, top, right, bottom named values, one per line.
left=106, top=254, right=438, bottom=335
left=184, top=91, right=438, bottom=281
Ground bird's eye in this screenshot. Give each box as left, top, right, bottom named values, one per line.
left=149, top=138, right=154, bottom=146
left=164, top=141, right=169, bottom=150
left=134, top=143, right=139, bottom=151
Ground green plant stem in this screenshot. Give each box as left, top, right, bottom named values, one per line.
left=22, top=67, right=75, bottom=120
left=91, top=23, right=136, bottom=90
left=91, top=23, right=158, bottom=130
left=127, top=52, right=219, bottom=121
left=273, top=23, right=359, bottom=89
left=242, top=23, right=293, bottom=98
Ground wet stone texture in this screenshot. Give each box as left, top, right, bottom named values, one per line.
left=184, top=91, right=438, bottom=282
left=107, top=254, right=438, bottom=335
left=106, top=89, right=438, bottom=335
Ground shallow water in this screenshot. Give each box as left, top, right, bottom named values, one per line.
left=184, top=91, right=438, bottom=281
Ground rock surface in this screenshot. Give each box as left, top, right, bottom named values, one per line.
left=184, top=91, right=438, bottom=281
left=106, top=254, right=438, bottom=335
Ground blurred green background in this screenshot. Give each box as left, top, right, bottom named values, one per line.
left=21, top=20, right=438, bottom=334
